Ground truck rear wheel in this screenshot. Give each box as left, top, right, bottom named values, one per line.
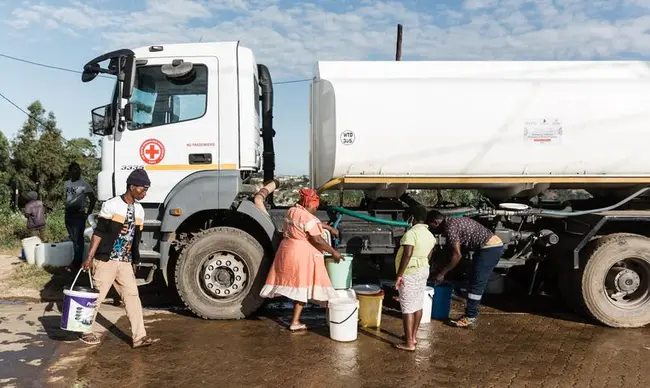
left=579, top=233, right=650, bottom=328
left=175, top=227, right=268, bottom=320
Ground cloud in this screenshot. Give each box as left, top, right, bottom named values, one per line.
left=4, top=0, right=650, bottom=78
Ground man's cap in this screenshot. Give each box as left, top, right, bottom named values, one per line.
left=126, top=169, right=151, bottom=187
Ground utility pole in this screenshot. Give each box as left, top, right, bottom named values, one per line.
left=395, top=24, right=403, bottom=61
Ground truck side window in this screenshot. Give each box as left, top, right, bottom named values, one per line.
left=129, top=64, right=208, bottom=130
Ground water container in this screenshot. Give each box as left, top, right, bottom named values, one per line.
left=61, top=269, right=99, bottom=333
left=356, top=288, right=384, bottom=328
left=35, top=241, right=74, bottom=268
left=326, top=289, right=357, bottom=322
left=21, top=236, right=42, bottom=265
left=421, top=286, right=435, bottom=324
left=328, top=298, right=359, bottom=342
left=432, top=283, right=453, bottom=320
left=324, top=253, right=354, bottom=289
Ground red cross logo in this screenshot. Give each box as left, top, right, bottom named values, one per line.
left=139, top=139, right=165, bottom=165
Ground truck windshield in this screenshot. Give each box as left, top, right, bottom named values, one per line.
left=129, top=64, right=208, bottom=130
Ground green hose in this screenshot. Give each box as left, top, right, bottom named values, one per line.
left=327, top=206, right=411, bottom=227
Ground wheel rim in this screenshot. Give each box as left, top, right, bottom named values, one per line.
left=603, top=257, right=650, bottom=309
left=200, top=252, right=249, bottom=299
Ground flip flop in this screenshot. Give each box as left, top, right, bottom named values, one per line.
left=79, top=332, right=101, bottom=345
left=394, top=342, right=416, bottom=352
left=133, top=336, right=159, bottom=348
left=288, top=323, right=307, bottom=332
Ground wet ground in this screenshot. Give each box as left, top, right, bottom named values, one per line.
left=74, top=295, right=650, bottom=388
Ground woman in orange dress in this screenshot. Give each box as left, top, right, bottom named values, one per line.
left=260, top=188, right=344, bottom=331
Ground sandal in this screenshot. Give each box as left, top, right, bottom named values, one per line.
left=133, top=336, right=158, bottom=348
left=288, top=323, right=307, bottom=332
left=394, top=342, right=416, bottom=352
left=79, top=332, right=101, bottom=345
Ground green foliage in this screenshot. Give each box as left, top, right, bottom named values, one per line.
left=0, top=100, right=100, bottom=249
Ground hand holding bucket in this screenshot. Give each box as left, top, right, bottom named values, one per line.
left=60, top=268, right=100, bottom=333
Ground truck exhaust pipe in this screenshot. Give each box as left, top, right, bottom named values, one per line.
left=258, top=64, right=276, bottom=205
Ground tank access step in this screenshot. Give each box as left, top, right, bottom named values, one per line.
left=134, top=250, right=159, bottom=286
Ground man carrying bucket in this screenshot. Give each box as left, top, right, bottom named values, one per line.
left=79, top=169, right=157, bottom=348
left=426, top=211, right=504, bottom=329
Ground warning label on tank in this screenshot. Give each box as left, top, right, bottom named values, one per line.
left=523, top=118, right=562, bottom=144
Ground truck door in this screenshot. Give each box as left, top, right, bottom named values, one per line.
left=113, top=56, right=219, bottom=203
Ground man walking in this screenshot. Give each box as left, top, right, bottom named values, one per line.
left=80, top=169, right=156, bottom=348
left=426, top=211, right=504, bottom=328
left=64, top=162, right=96, bottom=269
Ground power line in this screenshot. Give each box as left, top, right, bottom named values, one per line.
left=0, top=89, right=96, bottom=154
left=0, top=52, right=311, bottom=85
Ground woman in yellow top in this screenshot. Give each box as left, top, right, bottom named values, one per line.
left=394, top=206, right=436, bottom=352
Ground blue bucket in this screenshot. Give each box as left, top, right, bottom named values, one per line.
left=432, top=283, right=453, bottom=320
left=61, top=269, right=100, bottom=333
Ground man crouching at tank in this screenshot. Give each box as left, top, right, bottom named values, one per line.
left=79, top=169, right=158, bottom=348
left=426, top=211, right=504, bottom=328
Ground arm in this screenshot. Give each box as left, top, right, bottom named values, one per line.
left=437, top=242, right=462, bottom=277
left=321, top=223, right=339, bottom=238
left=84, top=181, right=96, bottom=215
left=304, top=218, right=342, bottom=260
left=396, top=245, right=414, bottom=278
left=81, top=202, right=110, bottom=270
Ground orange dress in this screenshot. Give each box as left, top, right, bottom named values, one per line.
left=259, top=204, right=337, bottom=303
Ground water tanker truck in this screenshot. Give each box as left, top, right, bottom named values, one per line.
left=81, top=42, right=650, bottom=328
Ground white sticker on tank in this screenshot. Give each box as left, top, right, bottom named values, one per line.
left=524, top=118, right=562, bottom=144
left=340, top=130, right=355, bottom=146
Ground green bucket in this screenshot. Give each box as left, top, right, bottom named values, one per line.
left=324, top=253, right=354, bottom=290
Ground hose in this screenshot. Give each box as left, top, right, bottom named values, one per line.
left=536, top=187, right=650, bottom=217
left=327, top=206, right=411, bottom=227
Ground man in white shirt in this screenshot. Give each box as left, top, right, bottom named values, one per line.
left=64, top=162, right=96, bottom=269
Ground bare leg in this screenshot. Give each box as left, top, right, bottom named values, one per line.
left=412, top=309, right=423, bottom=342
left=289, top=301, right=307, bottom=331
left=396, top=313, right=416, bottom=351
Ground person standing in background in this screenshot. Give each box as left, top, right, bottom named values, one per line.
left=23, top=191, right=46, bottom=239
left=64, top=162, right=96, bottom=270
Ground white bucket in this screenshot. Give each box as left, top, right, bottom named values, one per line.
left=21, top=236, right=42, bottom=265
left=326, top=289, right=356, bottom=322
left=35, top=241, right=74, bottom=268
left=61, top=269, right=99, bottom=333
left=328, top=298, right=359, bottom=342
left=421, top=286, right=435, bottom=325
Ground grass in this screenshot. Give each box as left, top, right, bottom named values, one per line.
left=0, top=207, right=69, bottom=251
left=8, top=262, right=55, bottom=290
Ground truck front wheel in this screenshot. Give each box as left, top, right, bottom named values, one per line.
left=579, top=233, right=650, bottom=328
left=175, top=227, right=268, bottom=319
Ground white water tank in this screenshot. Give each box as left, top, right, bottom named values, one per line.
left=310, top=60, right=650, bottom=199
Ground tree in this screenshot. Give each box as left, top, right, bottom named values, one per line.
left=0, top=130, right=12, bottom=207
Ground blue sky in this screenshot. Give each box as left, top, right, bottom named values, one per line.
left=1, top=0, right=650, bottom=175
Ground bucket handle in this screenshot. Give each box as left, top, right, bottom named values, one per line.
left=329, top=307, right=358, bottom=325
left=71, top=268, right=94, bottom=290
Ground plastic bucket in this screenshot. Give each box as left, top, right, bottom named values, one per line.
left=328, top=298, right=359, bottom=342
left=326, top=289, right=356, bottom=322
left=61, top=269, right=100, bottom=333
left=357, top=289, right=384, bottom=328
left=324, top=253, right=354, bottom=290
left=21, top=236, right=42, bottom=265
left=432, top=283, right=453, bottom=320
left=421, top=286, right=435, bottom=324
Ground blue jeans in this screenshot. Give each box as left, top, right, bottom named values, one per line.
left=466, top=245, right=504, bottom=318
left=65, top=213, right=86, bottom=267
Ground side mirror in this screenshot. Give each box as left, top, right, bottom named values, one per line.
left=124, top=103, right=133, bottom=122
left=122, top=54, right=136, bottom=99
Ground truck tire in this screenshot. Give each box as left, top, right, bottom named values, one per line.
left=175, top=227, right=268, bottom=320
left=578, top=233, right=650, bottom=328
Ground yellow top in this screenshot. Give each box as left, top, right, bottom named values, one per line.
left=395, top=224, right=437, bottom=276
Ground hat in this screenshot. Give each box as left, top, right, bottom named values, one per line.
left=126, top=169, right=151, bottom=187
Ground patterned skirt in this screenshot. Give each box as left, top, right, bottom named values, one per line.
left=398, top=267, right=430, bottom=314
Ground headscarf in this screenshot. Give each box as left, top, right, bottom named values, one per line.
left=298, top=188, right=320, bottom=208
